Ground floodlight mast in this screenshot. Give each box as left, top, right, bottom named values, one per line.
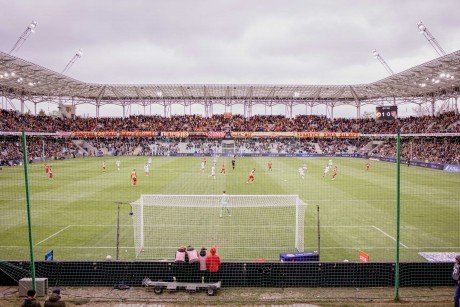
left=62, top=49, right=83, bottom=74
left=9, top=20, right=38, bottom=55
left=417, top=21, right=446, bottom=57
left=372, top=49, right=394, bottom=75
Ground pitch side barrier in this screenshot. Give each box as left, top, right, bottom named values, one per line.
left=360, top=133, right=460, bottom=173
left=2, top=131, right=458, bottom=172
left=373, top=157, right=460, bottom=173
left=175, top=153, right=358, bottom=158
left=0, top=261, right=454, bottom=288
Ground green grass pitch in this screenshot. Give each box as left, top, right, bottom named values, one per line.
left=0, top=156, right=459, bottom=262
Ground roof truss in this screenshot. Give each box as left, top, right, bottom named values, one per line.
left=1, top=50, right=460, bottom=109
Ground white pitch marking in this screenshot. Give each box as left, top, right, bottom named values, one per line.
left=35, top=225, right=72, bottom=246
left=372, top=225, right=408, bottom=248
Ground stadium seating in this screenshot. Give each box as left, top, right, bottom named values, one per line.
left=1, top=109, right=459, bottom=166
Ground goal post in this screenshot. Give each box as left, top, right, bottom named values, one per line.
left=131, top=195, right=308, bottom=261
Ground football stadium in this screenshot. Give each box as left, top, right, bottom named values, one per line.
left=1, top=2, right=460, bottom=306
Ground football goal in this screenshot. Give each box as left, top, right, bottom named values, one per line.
left=131, top=195, right=308, bottom=261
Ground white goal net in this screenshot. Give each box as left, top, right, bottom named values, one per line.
left=131, top=195, right=308, bottom=261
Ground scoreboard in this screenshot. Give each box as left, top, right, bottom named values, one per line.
left=376, top=106, right=398, bottom=120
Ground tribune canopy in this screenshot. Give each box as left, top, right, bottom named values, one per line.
left=1, top=50, right=460, bottom=116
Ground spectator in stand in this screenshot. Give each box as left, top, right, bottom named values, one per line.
left=1, top=109, right=460, bottom=165
left=2, top=109, right=460, bottom=134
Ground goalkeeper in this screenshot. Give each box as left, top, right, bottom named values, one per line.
left=220, top=191, right=231, bottom=218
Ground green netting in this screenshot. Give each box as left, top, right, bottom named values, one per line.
left=1, top=132, right=459, bottom=301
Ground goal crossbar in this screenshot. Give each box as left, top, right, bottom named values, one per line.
left=131, top=194, right=306, bottom=208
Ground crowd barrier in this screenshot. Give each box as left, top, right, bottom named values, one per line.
left=0, top=261, right=454, bottom=288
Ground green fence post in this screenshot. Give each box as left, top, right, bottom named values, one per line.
left=22, top=132, right=36, bottom=290
left=395, top=133, right=401, bottom=300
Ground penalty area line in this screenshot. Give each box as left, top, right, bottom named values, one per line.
left=372, top=225, right=408, bottom=248
left=34, top=224, right=133, bottom=246
left=35, top=225, right=72, bottom=246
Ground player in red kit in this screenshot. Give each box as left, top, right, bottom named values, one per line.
left=246, top=168, right=255, bottom=184
left=48, top=166, right=53, bottom=180
left=268, top=161, right=272, bottom=171
left=203, top=157, right=206, bottom=166
left=366, top=162, right=371, bottom=171
left=131, top=169, right=137, bottom=186
left=331, top=166, right=338, bottom=180
left=220, top=162, right=226, bottom=175
left=45, top=163, right=49, bottom=174
left=102, top=161, right=106, bottom=172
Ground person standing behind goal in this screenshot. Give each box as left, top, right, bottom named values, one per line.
left=44, top=288, right=65, bottom=307
left=453, top=255, right=460, bottom=307
left=198, top=247, right=208, bottom=283
left=21, top=289, right=41, bottom=307
left=220, top=191, right=231, bottom=218
left=205, top=247, right=221, bottom=283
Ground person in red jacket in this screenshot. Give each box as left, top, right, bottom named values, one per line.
left=205, top=247, right=221, bottom=283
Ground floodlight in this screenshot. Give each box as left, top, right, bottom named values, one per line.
left=417, top=21, right=426, bottom=33
left=293, top=92, right=300, bottom=98
left=9, top=20, right=38, bottom=54
left=156, top=91, right=163, bottom=97
left=416, top=20, right=446, bottom=56
left=29, top=21, right=38, bottom=29
left=11, top=72, right=16, bottom=77
left=62, top=49, right=84, bottom=73
left=372, top=49, right=394, bottom=75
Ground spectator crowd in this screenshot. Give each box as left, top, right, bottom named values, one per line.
left=2, top=109, right=460, bottom=134
left=1, top=109, right=459, bottom=166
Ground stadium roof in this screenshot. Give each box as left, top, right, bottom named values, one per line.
left=1, top=50, right=460, bottom=116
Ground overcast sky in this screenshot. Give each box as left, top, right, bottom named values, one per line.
left=1, top=0, right=459, bottom=117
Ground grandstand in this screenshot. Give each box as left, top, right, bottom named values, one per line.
left=1, top=109, right=459, bottom=166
